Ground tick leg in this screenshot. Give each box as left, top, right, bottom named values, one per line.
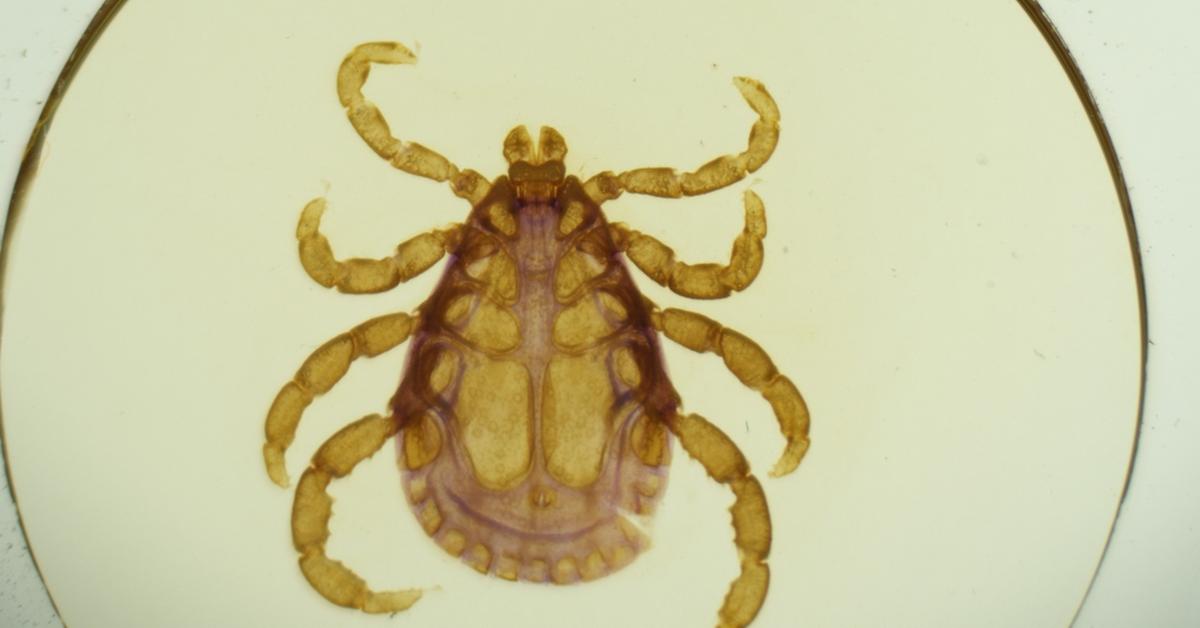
left=611, top=190, right=766, bottom=299
left=296, top=198, right=462, bottom=294
left=665, top=412, right=771, bottom=628
left=583, top=77, right=779, bottom=203
left=652, top=308, right=809, bottom=477
left=338, top=42, right=490, bottom=204
left=292, top=413, right=424, bottom=613
left=263, top=312, right=416, bottom=486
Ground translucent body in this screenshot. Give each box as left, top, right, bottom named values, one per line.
left=392, top=178, right=678, bottom=582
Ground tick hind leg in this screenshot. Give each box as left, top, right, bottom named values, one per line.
left=666, top=412, right=771, bottom=628
left=293, top=413, right=424, bottom=613
left=652, top=308, right=810, bottom=477
left=583, top=77, right=779, bottom=203
left=263, top=312, right=416, bottom=486
left=295, top=198, right=462, bottom=294
left=611, top=190, right=766, bottom=299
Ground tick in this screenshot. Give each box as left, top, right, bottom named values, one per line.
left=262, top=41, right=810, bottom=628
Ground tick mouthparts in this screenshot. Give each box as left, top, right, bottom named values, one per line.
left=504, top=125, right=569, bottom=166
left=510, top=160, right=566, bottom=182
left=513, top=180, right=558, bottom=202
left=537, top=126, right=567, bottom=162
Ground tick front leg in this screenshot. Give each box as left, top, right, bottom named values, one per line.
left=612, top=190, right=766, bottom=299
left=583, top=77, right=779, bottom=203
left=666, top=412, right=770, bottom=628
left=337, top=42, right=490, bottom=204
left=296, top=198, right=462, bottom=294
left=293, top=413, right=424, bottom=613
left=652, top=308, right=810, bottom=477
left=263, top=312, right=416, bottom=486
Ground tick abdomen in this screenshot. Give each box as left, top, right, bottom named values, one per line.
left=393, top=179, right=676, bottom=583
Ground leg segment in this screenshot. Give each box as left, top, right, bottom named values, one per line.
left=337, top=42, right=490, bottom=204
left=293, top=413, right=423, bottom=613
left=296, top=198, right=462, bottom=294
left=263, top=312, right=417, bottom=486
left=666, top=412, right=771, bottom=628
left=583, top=77, right=779, bottom=203
left=612, top=190, right=766, bottom=299
left=652, top=308, right=810, bottom=477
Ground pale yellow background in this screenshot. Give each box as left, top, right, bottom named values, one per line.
left=0, top=1, right=1140, bottom=627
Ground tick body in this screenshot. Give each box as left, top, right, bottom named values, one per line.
left=393, top=171, right=678, bottom=583
left=263, top=41, right=810, bottom=628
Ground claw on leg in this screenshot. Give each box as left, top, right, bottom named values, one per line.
left=263, top=312, right=417, bottom=486
left=612, top=190, right=767, bottom=299
left=653, top=308, right=809, bottom=477
left=296, top=198, right=462, bottom=294
left=666, top=412, right=771, bottom=628
left=336, top=41, right=490, bottom=204
left=292, top=414, right=423, bottom=613
left=584, top=77, right=779, bottom=202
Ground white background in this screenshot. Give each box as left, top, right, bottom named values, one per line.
left=0, top=1, right=1195, bottom=627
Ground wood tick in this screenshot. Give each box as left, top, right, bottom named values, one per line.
left=262, top=41, right=810, bottom=628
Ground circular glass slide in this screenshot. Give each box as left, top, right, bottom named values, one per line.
left=1, top=0, right=1141, bottom=627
